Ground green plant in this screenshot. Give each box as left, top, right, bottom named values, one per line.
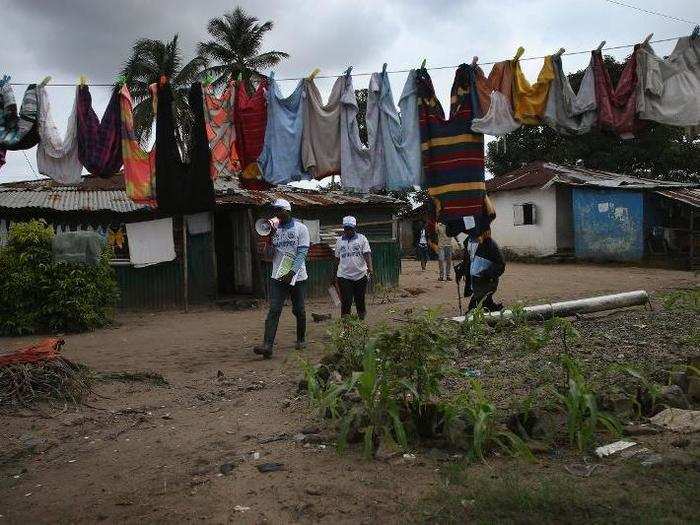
left=552, top=356, right=621, bottom=451
left=441, top=382, right=533, bottom=461
left=460, top=303, right=489, bottom=348
left=661, top=289, right=700, bottom=313
left=324, top=316, right=370, bottom=376
left=0, top=220, right=119, bottom=335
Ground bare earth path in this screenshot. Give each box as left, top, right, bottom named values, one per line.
left=0, top=262, right=697, bottom=523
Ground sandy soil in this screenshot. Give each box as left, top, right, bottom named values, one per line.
left=0, top=261, right=697, bottom=524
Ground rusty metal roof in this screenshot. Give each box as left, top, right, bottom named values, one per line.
left=655, top=188, right=700, bottom=208
left=0, top=173, right=401, bottom=213
left=487, top=161, right=696, bottom=193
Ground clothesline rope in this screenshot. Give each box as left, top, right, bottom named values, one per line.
left=5, top=34, right=688, bottom=87
left=601, top=0, right=699, bottom=26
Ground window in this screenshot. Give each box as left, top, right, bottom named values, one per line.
left=513, top=203, right=536, bottom=226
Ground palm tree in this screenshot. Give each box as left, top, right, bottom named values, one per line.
left=119, top=34, right=206, bottom=147
left=198, top=7, right=289, bottom=89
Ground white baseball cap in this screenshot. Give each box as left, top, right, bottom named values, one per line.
left=342, top=216, right=357, bottom=227
left=271, top=198, right=291, bottom=211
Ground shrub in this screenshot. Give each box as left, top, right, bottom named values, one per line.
left=0, top=220, right=119, bottom=335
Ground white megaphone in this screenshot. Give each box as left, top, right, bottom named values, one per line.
left=255, top=217, right=280, bottom=236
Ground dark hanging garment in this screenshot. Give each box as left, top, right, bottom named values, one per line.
left=76, top=86, right=123, bottom=177
left=592, top=47, right=645, bottom=139
left=155, top=81, right=214, bottom=214
left=0, top=83, right=40, bottom=151
left=416, top=65, right=486, bottom=234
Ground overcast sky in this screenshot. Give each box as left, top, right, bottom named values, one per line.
left=2, top=0, right=698, bottom=182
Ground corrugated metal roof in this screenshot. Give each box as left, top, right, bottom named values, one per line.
left=655, top=188, right=700, bottom=208
left=0, top=173, right=401, bottom=213
left=487, top=161, right=696, bottom=194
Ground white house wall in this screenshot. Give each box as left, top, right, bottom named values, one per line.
left=489, top=187, right=559, bottom=256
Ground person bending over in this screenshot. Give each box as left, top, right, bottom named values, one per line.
left=254, top=198, right=309, bottom=359
left=332, top=216, right=373, bottom=319
left=463, top=226, right=505, bottom=312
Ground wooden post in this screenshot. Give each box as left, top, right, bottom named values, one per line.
left=247, top=208, right=265, bottom=298
left=182, top=215, right=189, bottom=312
left=210, top=213, right=218, bottom=300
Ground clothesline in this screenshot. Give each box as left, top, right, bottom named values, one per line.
left=6, top=34, right=686, bottom=87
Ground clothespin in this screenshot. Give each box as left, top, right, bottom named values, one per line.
left=382, top=63, right=388, bottom=73
left=308, top=68, right=320, bottom=80
left=691, top=25, right=699, bottom=39
left=78, top=75, right=87, bottom=86
left=115, top=74, right=127, bottom=86
left=555, top=48, right=565, bottom=57
left=596, top=40, right=606, bottom=52
left=420, top=58, right=427, bottom=69
left=471, top=56, right=479, bottom=66
left=39, top=76, right=51, bottom=87
left=513, top=47, right=525, bottom=61
left=642, top=33, right=654, bottom=46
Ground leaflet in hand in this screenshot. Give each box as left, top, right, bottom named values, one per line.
left=272, top=254, right=299, bottom=285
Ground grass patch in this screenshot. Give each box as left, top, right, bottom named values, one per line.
left=416, top=459, right=700, bottom=524
left=97, top=370, right=168, bottom=386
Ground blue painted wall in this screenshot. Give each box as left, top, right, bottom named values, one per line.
left=572, top=188, right=644, bottom=261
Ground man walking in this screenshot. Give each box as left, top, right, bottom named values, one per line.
left=332, top=216, right=373, bottom=319
left=254, top=198, right=310, bottom=359
left=436, top=221, right=453, bottom=281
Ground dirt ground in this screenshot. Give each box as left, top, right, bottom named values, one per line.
left=0, top=261, right=697, bottom=524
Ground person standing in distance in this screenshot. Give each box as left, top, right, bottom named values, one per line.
left=332, top=216, right=373, bottom=319
left=254, top=198, right=310, bottom=359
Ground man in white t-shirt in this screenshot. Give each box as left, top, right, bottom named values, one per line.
left=331, top=216, right=373, bottom=319
left=254, top=198, right=310, bottom=359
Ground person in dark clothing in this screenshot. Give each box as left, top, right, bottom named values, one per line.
left=461, top=227, right=506, bottom=312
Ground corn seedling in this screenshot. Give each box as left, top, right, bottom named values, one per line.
left=552, top=356, right=621, bottom=451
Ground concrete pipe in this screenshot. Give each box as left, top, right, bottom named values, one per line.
left=452, top=290, right=650, bottom=324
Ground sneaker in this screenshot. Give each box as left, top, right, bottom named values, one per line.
left=253, top=344, right=273, bottom=359
left=295, top=340, right=307, bottom=350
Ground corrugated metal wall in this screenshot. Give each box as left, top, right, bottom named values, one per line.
left=114, top=261, right=183, bottom=310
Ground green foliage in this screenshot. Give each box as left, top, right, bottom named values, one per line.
left=661, top=288, right=700, bottom=313
left=325, top=315, right=370, bottom=376
left=486, top=56, right=699, bottom=183
left=0, top=220, right=119, bottom=335
left=552, top=355, right=621, bottom=451
left=460, top=303, right=489, bottom=348
left=441, top=382, right=533, bottom=461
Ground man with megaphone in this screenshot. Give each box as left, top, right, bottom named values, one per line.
left=253, top=198, right=310, bottom=359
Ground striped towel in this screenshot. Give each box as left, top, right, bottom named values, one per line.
left=119, top=84, right=156, bottom=206
left=416, top=65, right=485, bottom=227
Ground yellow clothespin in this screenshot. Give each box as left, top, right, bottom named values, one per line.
left=78, top=75, right=87, bottom=86
left=513, top=47, right=525, bottom=61
left=471, top=56, right=479, bottom=66
left=39, top=76, right=51, bottom=87
left=420, top=58, right=427, bottom=69
left=596, top=40, right=606, bottom=52
left=642, top=33, right=654, bottom=46
left=555, top=48, right=565, bottom=57
left=308, top=68, right=320, bottom=80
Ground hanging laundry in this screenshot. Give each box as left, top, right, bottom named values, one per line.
left=340, top=70, right=372, bottom=192
left=125, top=218, right=175, bottom=267
left=119, top=84, right=156, bottom=206
left=202, top=81, right=240, bottom=179
left=234, top=78, right=268, bottom=188
left=365, top=72, right=385, bottom=190
left=0, top=77, right=15, bottom=167
left=512, top=56, right=555, bottom=125
left=185, top=212, right=211, bottom=235
left=636, top=36, right=700, bottom=127
left=0, top=150, right=5, bottom=171
left=592, top=47, right=645, bottom=138
left=398, top=69, right=422, bottom=187
left=301, top=76, right=343, bottom=180
left=543, top=54, right=597, bottom=135
left=76, top=86, right=123, bottom=177
left=471, top=91, right=521, bottom=136
left=0, top=83, right=41, bottom=151
left=474, top=61, right=514, bottom=116
left=416, top=65, right=486, bottom=232
left=36, top=85, right=82, bottom=184
left=259, top=74, right=309, bottom=185
left=370, top=65, right=419, bottom=191
left=155, top=81, right=215, bottom=214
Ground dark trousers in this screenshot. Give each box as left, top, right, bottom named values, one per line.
left=264, top=279, right=307, bottom=346
left=468, top=293, right=500, bottom=312
left=337, top=276, right=368, bottom=319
